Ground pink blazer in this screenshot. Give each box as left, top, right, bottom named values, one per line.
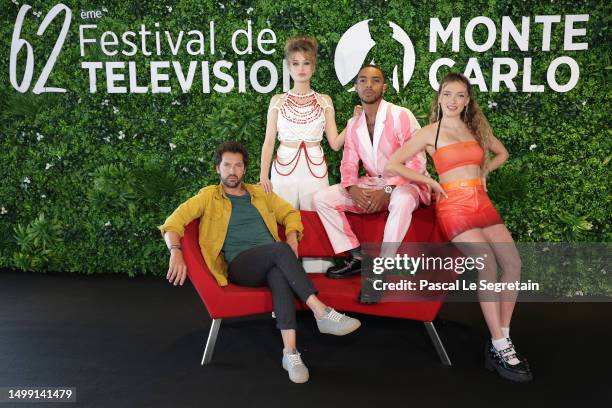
left=340, top=100, right=430, bottom=205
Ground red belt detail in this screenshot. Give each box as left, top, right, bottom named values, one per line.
left=273, top=141, right=328, bottom=179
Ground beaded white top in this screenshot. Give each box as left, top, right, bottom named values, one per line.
left=271, top=90, right=331, bottom=143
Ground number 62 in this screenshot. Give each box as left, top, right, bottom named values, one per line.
left=9, top=3, right=72, bottom=93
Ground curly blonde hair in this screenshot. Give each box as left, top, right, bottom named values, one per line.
left=429, top=72, right=492, bottom=150
left=284, top=36, right=318, bottom=63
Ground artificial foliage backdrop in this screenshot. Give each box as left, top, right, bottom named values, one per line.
left=0, top=0, right=610, bottom=293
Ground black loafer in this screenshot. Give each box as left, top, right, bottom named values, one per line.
left=485, top=340, right=533, bottom=382
left=326, top=257, right=362, bottom=279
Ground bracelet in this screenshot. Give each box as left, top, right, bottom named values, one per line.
left=169, top=244, right=182, bottom=251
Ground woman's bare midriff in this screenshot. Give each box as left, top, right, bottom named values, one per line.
left=438, top=164, right=482, bottom=184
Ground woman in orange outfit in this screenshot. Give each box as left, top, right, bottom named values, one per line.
left=386, top=72, right=533, bottom=382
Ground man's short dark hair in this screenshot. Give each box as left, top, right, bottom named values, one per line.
left=355, top=64, right=386, bottom=83
left=215, top=141, right=249, bottom=167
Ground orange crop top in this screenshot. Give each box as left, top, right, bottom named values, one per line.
left=431, top=121, right=484, bottom=175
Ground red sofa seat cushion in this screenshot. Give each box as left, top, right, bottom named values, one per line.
left=181, top=205, right=446, bottom=321
left=288, top=207, right=443, bottom=257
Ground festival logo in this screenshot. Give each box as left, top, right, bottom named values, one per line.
left=334, top=19, right=415, bottom=92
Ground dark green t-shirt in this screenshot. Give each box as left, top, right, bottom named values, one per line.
left=222, top=192, right=274, bottom=263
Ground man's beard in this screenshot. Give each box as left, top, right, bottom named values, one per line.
left=360, top=91, right=383, bottom=105
left=221, top=175, right=242, bottom=188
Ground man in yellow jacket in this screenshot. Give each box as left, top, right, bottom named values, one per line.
left=159, top=141, right=360, bottom=384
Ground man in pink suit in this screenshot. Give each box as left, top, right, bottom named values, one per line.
left=312, top=65, right=430, bottom=301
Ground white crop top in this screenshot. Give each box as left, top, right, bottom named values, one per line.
left=271, top=90, right=332, bottom=143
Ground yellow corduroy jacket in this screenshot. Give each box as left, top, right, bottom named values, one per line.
left=158, top=183, right=304, bottom=286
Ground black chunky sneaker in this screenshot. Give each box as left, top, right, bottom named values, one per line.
left=485, top=340, right=533, bottom=382
left=507, top=337, right=530, bottom=369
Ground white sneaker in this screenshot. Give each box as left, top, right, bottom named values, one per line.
left=316, top=307, right=361, bottom=336
left=282, top=349, right=309, bottom=384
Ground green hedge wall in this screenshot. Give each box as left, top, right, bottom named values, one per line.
left=0, top=1, right=610, bottom=286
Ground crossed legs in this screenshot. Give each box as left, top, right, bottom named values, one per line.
left=227, top=242, right=328, bottom=350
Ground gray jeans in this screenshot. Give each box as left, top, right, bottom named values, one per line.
left=228, top=242, right=317, bottom=330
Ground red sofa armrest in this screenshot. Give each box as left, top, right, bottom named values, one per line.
left=181, top=221, right=278, bottom=319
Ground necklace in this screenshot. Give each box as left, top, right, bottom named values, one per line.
left=280, top=92, right=323, bottom=125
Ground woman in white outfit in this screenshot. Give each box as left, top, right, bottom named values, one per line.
left=260, top=36, right=348, bottom=273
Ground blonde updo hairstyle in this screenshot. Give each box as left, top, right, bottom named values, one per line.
left=284, top=36, right=318, bottom=66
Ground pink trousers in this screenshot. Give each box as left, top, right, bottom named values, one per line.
left=312, top=179, right=421, bottom=257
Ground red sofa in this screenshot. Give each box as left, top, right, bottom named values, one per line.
left=181, top=206, right=452, bottom=367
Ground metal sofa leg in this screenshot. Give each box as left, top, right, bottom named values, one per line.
left=424, top=321, right=452, bottom=366
left=201, top=318, right=222, bottom=365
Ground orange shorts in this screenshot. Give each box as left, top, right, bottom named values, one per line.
left=436, top=179, right=503, bottom=240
